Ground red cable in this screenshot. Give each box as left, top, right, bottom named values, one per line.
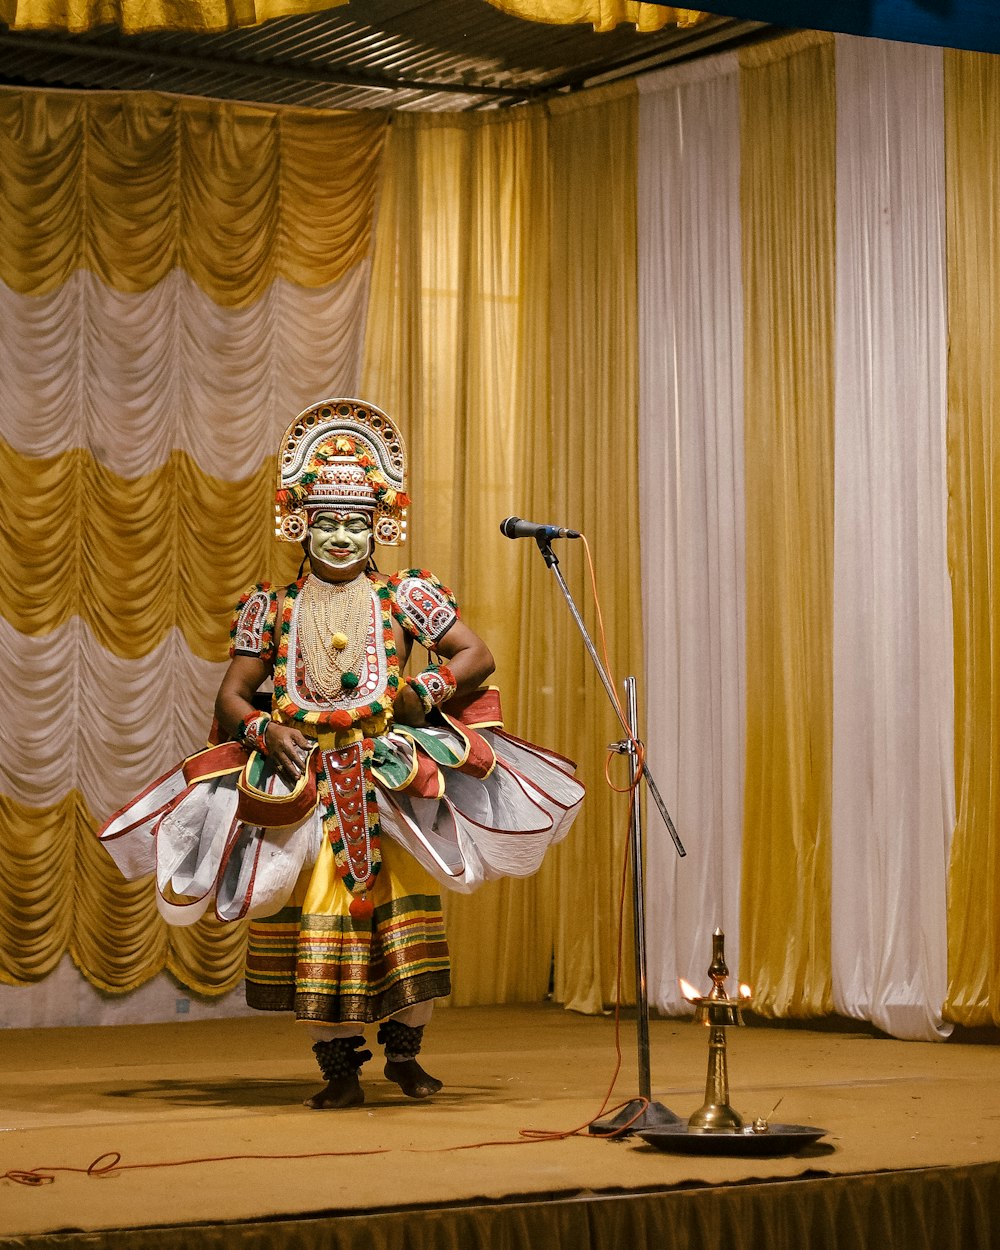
left=4, top=1146, right=391, bottom=1187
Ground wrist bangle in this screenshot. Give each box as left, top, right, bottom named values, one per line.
left=240, top=711, right=272, bottom=754
left=406, top=664, right=457, bottom=713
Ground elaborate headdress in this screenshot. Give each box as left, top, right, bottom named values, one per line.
left=274, top=398, right=409, bottom=547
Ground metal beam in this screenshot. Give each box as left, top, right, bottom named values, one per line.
left=0, top=30, right=535, bottom=101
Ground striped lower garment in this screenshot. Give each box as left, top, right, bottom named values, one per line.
left=244, top=836, right=451, bottom=1023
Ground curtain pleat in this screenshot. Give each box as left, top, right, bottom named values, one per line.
left=0, top=787, right=247, bottom=995
left=1, top=0, right=347, bottom=34
left=0, top=794, right=78, bottom=984
left=362, top=110, right=556, bottom=1007
left=636, top=56, right=747, bottom=1010
left=943, top=49, right=1000, bottom=1028
left=0, top=618, right=225, bottom=812
left=543, top=84, right=642, bottom=1015
left=1, top=446, right=300, bottom=657
left=830, top=36, right=953, bottom=1040
left=738, top=32, right=837, bottom=1018
left=0, top=90, right=386, bottom=303
left=1, top=268, right=372, bottom=478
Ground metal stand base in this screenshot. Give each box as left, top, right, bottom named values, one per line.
left=588, top=1098, right=682, bottom=1137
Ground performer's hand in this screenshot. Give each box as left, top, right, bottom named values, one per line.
left=265, top=722, right=312, bottom=781
left=393, top=683, right=428, bottom=728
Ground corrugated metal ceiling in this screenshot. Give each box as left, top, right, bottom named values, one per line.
left=0, top=0, right=774, bottom=110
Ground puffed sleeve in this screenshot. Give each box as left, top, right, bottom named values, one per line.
left=229, top=583, right=278, bottom=661
left=388, top=568, right=459, bottom=648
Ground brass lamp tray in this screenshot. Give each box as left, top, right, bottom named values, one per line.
left=637, top=1123, right=828, bottom=1157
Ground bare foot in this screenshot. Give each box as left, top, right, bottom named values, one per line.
left=304, top=1074, right=364, bottom=1109
left=384, top=1059, right=443, bottom=1099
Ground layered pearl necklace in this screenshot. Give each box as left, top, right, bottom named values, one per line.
left=296, top=573, right=372, bottom=699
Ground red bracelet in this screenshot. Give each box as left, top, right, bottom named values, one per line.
left=240, top=711, right=272, bottom=754
left=406, top=664, right=457, bottom=713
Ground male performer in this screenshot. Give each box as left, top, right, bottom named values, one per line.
left=100, top=398, right=584, bottom=1109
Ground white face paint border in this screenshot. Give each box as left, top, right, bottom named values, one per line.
left=307, top=510, right=373, bottom=580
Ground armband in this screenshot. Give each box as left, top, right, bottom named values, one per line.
left=230, top=584, right=277, bottom=660
left=390, top=570, right=458, bottom=647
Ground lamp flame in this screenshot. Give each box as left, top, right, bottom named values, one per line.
left=738, top=983, right=753, bottom=1000
left=678, top=977, right=701, bottom=1003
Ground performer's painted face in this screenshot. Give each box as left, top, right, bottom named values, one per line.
left=308, top=511, right=372, bottom=577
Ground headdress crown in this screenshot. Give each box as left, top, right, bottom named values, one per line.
left=274, top=398, right=408, bottom=547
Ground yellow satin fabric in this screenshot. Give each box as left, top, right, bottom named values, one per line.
left=363, top=108, right=556, bottom=1007
left=738, top=32, right=836, bottom=1018
left=0, top=90, right=386, bottom=304
left=543, top=85, right=642, bottom=1016
left=362, top=84, right=641, bottom=1014
left=1, top=0, right=347, bottom=35
left=1, top=445, right=300, bottom=660
left=301, top=836, right=442, bottom=916
left=943, top=50, right=1000, bottom=1028
left=0, top=792, right=247, bottom=993
left=483, top=0, right=704, bottom=33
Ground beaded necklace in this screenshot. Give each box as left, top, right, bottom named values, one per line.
left=273, top=574, right=401, bottom=731
left=297, top=574, right=371, bottom=698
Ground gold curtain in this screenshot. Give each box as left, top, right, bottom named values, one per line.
left=483, top=0, right=705, bottom=33
left=0, top=0, right=705, bottom=37
left=943, top=49, right=1000, bottom=1028
left=0, top=790, right=253, bottom=994
left=0, top=90, right=386, bottom=303
left=543, top=84, right=641, bottom=1014
left=0, top=0, right=346, bottom=35
left=1, top=447, right=299, bottom=659
left=361, top=112, right=552, bottom=1007
left=362, top=84, right=641, bottom=1013
left=738, top=31, right=836, bottom=1018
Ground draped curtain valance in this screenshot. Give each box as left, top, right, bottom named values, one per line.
left=483, top=0, right=706, bottom=31
left=0, top=0, right=704, bottom=34
left=0, top=0, right=347, bottom=34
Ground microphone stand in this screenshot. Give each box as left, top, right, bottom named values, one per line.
left=532, top=536, right=685, bottom=1136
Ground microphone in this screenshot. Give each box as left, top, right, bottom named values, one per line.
left=500, top=516, right=581, bottom=541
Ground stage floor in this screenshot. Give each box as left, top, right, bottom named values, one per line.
left=2, top=1002, right=1000, bottom=1248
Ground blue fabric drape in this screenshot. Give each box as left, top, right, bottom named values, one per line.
left=653, top=1, right=1000, bottom=54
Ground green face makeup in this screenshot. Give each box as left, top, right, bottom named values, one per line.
left=308, top=511, right=372, bottom=575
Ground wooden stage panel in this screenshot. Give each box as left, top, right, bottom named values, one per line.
left=1, top=1003, right=999, bottom=1249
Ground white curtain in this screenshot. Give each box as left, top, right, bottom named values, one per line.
left=1, top=267, right=369, bottom=478
left=1, top=616, right=225, bottom=815
left=831, top=35, right=953, bottom=1040
left=637, top=54, right=746, bottom=1011
left=0, top=956, right=253, bottom=1027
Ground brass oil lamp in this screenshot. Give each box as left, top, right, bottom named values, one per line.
left=680, top=929, right=752, bottom=1134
